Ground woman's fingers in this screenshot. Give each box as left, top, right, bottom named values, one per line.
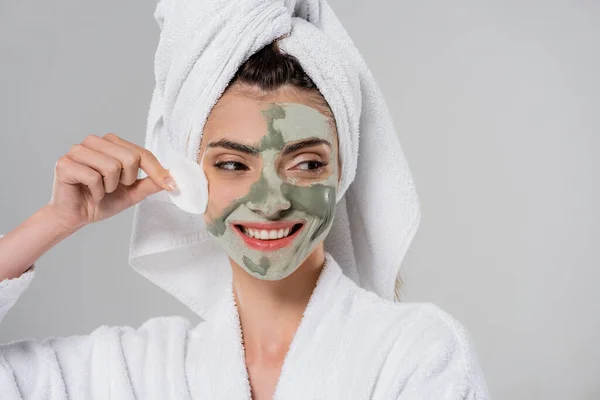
left=61, top=133, right=175, bottom=208
left=47, top=133, right=173, bottom=230
left=81, top=134, right=140, bottom=186
left=55, top=156, right=106, bottom=204
left=67, top=144, right=122, bottom=193
left=126, top=176, right=163, bottom=205
left=102, top=133, right=175, bottom=191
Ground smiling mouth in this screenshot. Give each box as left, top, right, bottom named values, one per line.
left=236, top=223, right=303, bottom=240
left=232, top=222, right=305, bottom=251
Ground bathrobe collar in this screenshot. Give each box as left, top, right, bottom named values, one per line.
left=196, top=251, right=343, bottom=399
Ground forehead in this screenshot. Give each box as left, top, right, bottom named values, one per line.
left=203, top=91, right=336, bottom=147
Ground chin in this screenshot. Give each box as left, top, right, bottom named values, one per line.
left=249, top=265, right=298, bottom=281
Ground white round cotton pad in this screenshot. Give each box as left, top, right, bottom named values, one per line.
left=166, top=155, right=208, bottom=214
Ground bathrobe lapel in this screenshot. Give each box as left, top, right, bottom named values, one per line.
left=271, top=253, right=344, bottom=399
left=194, top=252, right=344, bottom=399
left=188, top=278, right=252, bottom=399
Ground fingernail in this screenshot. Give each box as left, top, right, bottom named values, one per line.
left=165, top=177, right=177, bottom=190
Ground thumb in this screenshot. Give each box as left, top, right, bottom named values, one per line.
left=126, top=177, right=163, bottom=205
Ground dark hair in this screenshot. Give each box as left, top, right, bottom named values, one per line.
left=223, top=38, right=337, bottom=136
left=231, top=40, right=319, bottom=92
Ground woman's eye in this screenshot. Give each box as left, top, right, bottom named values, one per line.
left=295, top=160, right=327, bottom=171
left=214, top=161, right=249, bottom=171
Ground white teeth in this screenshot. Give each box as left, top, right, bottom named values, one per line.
left=240, top=225, right=298, bottom=240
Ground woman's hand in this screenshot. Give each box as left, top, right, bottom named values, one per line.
left=47, top=133, right=176, bottom=232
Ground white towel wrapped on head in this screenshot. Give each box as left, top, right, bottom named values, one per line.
left=129, top=0, right=421, bottom=320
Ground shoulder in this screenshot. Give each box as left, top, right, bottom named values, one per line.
left=388, top=302, right=490, bottom=398
left=334, top=278, right=476, bottom=362
left=391, top=302, right=481, bottom=372
left=354, top=286, right=480, bottom=371
left=388, top=303, right=490, bottom=398
left=80, top=315, right=206, bottom=380
left=394, top=301, right=475, bottom=352
left=342, top=277, right=478, bottom=356
left=88, top=315, right=201, bottom=344
left=344, top=284, right=489, bottom=398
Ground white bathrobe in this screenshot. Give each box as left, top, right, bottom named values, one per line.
left=0, top=250, right=490, bottom=399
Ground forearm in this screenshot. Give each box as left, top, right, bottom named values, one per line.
left=0, top=205, right=77, bottom=281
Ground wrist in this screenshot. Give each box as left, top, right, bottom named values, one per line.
left=38, top=205, right=82, bottom=238
left=0, top=205, right=79, bottom=280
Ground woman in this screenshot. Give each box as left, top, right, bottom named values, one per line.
left=0, top=3, right=490, bottom=400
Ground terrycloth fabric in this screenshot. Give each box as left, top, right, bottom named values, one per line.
left=0, top=252, right=490, bottom=399
left=129, top=0, right=421, bottom=319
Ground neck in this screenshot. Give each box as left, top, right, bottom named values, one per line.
left=230, top=247, right=325, bottom=367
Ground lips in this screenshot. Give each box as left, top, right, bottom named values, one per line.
left=231, top=221, right=304, bottom=251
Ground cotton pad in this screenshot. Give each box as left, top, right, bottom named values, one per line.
left=166, top=155, right=208, bottom=214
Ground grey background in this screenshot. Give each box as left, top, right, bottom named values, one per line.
left=1, top=1, right=598, bottom=399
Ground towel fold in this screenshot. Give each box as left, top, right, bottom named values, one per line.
left=129, top=0, right=421, bottom=320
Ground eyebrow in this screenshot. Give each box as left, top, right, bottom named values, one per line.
left=207, top=139, right=260, bottom=156
left=281, top=138, right=332, bottom=156
left=206, top=137, right=332, bottom=156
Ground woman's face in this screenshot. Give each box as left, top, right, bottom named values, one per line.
left=198, top=86, right=339, bottom=280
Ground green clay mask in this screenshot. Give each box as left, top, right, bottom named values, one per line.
left=205, top=102, right=338, bottom=280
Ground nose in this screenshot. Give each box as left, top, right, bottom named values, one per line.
left=247, top=181, right=291, bottom=218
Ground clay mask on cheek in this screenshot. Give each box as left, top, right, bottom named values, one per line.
left=205, top=102, right=338, bottom=280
